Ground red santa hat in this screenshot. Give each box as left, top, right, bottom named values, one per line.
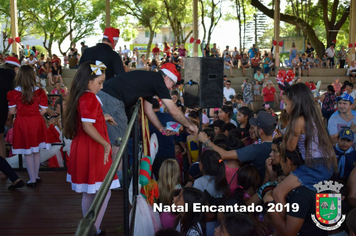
left=160, top=63, right=180, bottom=83
left=103, top=27, right=120, bottom=49
left=5, top=56, right=20, bottom=67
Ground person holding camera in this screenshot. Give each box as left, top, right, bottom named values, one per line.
left=223, top=80, right=236, bottom=102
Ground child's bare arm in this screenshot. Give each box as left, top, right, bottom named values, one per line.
left=286, top=116, right=304, bottom=151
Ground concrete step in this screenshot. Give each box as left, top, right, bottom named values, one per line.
left=62, top=68, right=77, bottom=78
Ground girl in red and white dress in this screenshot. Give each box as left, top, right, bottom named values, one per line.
left=63, top=61, right=119, bottom=235
left=7, top=65, right=51, bottom=188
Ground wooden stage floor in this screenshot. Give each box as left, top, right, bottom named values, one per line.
left=0, top=170, right=124, bottom=236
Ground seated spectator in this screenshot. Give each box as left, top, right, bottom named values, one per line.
left=232, top=47, right=240, bottom=67
left=251, top=54, right=261, bottom=74
left=332, top=77, right=342, bottom=95
left=138, top=54, right=147, bottom=69
left=51, top=54, right=61, bottom=67
left=321, top=54, right=328, bottom=68
left=52, top=63, right=64, bottom=86
left=320, top=85, right=336, bottom=123
left=26, top=54, right=37, bottom=68
left=240, top=53, right=250, bottom=76
left=347, top=61, right=356, bottom=83
left=299, top=53, right=310, bottom=76
left=51, top=81, right=67, bottom=98
left=333, top=128, right=356, bottom=180
left=343, top=81, right=356, bottom=101
left=123, top=53, right=130, bottom=67
left=314, top=54, right=321, bottom=68
left=68, top=51, right=78, bottom=69
left=305, top=42, right=314, bottom=57
left=38, top=62, right=53, bottom=85
left=149, top=59, right=158, bottom=72
left=172, top=52, right=182, bottom=71
left=211, top=43, right=219, bottom=57
left=328, top=93, right=356, bottom=145
left=223, top=80, right=236, bottom=102
left=224, top=52, right=234, bottom=78
left=253, top=69, right=265, bottom=84
left=308, top=52, right=315, bottom=68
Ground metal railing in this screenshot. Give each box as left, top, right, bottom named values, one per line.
left=75, top=99, right=141, bottom=236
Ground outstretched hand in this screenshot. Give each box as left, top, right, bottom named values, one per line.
left=104, top=114, right=118, bottom=126
left=186, top=124, right=199, bottom=136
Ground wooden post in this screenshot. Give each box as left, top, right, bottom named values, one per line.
left=274, top=0, right=280, bottom=68
left=10, top=0, right=19, bottom=56
left=349, top=0, right=356, bottom=63
left=193, top=0, right=198, bottom=57
left=105, top=0, right=110, bottom=28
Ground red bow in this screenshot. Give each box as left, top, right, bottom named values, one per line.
left=189, top=37, right=201, bottom=44
left=332, top=40, right=337, bottom=44
left=273, top=40, right=283, bottom=47
left=348, top=43, right=356, bottom=48
left=8, top=37, right=21, bottom=45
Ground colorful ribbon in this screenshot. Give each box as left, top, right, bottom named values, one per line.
left=348, top=43, right=356, bottom=48
left=90, top=60, right=107, bottom=75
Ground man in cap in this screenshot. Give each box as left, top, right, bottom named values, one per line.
left=198, top=111, right=276, bottom=179
left=97, top=62, right=198, bottom=159
left=328, top=93, right=356, bottom=145
left=333, top=127, right=356, bottom=180
left=79, top=27, right=125, bottom=80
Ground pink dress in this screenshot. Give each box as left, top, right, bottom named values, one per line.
left=225, top=165, right=239, bottom=195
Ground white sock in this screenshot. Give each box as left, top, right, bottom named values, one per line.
left=33, top=152, right=41, bottom=179
left=25, top=154, right=36, bottom=183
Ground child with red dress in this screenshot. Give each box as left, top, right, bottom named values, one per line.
left=7, top=65, right=51, bottom=188
left=63, top=61, right=119, bottom=235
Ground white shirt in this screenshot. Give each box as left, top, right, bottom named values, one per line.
left=343, top=90, right=356, bottom=100
left=223, top=87, right=236, bottom=101
left=27, top=57, right=37, bottom=66
left=325, top=47, right=335, bottom=58
left=122, top=48, right=131, bottom=56
left=347, top=65, right=356, bottom=76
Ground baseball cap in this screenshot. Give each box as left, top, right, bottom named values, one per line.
left=336, top=93, right=354, bottom=104
left=339, top=127, right=354, bottom=141
left=249, top=111, right=276, bottom=130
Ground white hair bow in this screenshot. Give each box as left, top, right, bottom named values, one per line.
left=90, top=60, right=107, bottom=75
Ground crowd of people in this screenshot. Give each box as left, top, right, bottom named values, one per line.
left=1, top=26, right=356, bottom=236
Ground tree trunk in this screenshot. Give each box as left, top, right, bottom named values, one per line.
left=199, top=0, right=207, bottom=42
left=146, top=26, right=155, bottom=59
left=235, top=0, right=242, bottom=51
left=242, top=0, right=246, bottom=51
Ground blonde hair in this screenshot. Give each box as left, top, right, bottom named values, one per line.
left=158, top=159, right=181, bottom=205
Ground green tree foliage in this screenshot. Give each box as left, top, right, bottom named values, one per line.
left=162, top=0, right=194, bottom=45
left=0, top=0, right=35, bottom=54
left=19, top=0, right=99, bottom=57
left=251, top=0, right=350, bottom=57
left=111, top=0, right=162, bottom=58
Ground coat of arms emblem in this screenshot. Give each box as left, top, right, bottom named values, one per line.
left=311, top=181, right=346, bottom=230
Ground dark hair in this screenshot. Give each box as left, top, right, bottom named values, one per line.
left=203, top=127, right=215, bottom=141
left=235, top=94, right=243, bottom=101
left=14, top=65, right=38, bottom=104
left=237, top=106, right=252, bottom=129
left=227, top=129, right=246, bottom=150
left=200, top=150, right=229, bottom=196
left=171, top=90, right=179, bottom=97
left=327, top=85, right=335, bottom=93
left=213, top=133, right=228, bottom=150
left=155, top=229, right=182, bottom=236
left=221, top=213, right=257, bottom=236
left=282, top=149, right=304, bottom=167
left=63, top=61, right=104, bottom=139
left=188, top=110, right=199, bottom=120
left=281, top=83, right=337, bottom=170
left=272, top=137, right=283, bottom=152
left=347, top=81, right=354, bottom=89
left=213, top=120, right=225, bottom=130
left=340, top=80, right=350, bottom=93
left=234, top=165, right=260, bottom=201
left=151, top=97, right=160, bottom=109
left=175, top=187, right=206, bottom=236
left=222, top=123, right=237, bottom=133
left=226, top=80, right=232, bottom=83
left=221, top=105, right=233, bottom=119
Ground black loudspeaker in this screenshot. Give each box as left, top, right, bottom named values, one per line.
left=183, top=57, right=224, bottom=108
